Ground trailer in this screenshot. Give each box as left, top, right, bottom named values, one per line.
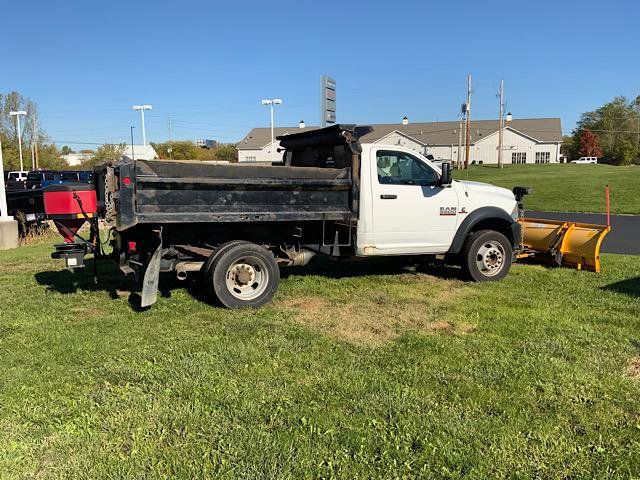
left=43, top=124, right=609, bottom=309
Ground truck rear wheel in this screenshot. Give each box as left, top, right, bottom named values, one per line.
left=461, top=230, right=512, bottom=282
left=204, top=242, right=280, bottom=308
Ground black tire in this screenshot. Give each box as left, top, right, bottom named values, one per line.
left=201, top=240, right=247, bottom=278
left=200, top=240, right=250, bottom=302
left=461, top=230, right=512, bottom=282
left=204, top=242, right=280, bottom=308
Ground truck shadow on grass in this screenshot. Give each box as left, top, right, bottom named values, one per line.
left=601, top=277, right=640, bottom=298
left=34, top=261, right=183, bottom=311
left=34, top=256, right=465, bottom=311
left=34, top=259, right=128, bottom=296
left=33, top=259, right=163, bottom=311
left=279, top=256, right=463, bottom=281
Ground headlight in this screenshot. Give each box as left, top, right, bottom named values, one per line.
left=510, top=204, right=519, bottom=220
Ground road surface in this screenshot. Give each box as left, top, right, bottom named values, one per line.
left=526, top=211, right=639, bottom=255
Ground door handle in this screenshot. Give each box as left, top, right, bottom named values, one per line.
left=380, top=194, right=397, bottom=199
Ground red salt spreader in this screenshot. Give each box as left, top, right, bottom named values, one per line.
left=43, top=183, right=98, bottom=269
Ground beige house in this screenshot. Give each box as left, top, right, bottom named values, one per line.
left=237, top=117, right=563, bottom=165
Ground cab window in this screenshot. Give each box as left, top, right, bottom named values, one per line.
left=376, top=150, right=438, bottom=186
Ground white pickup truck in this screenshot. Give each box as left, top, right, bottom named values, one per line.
left=7, top=170, right=29, bottom=182
left=46, top=124, right=522, bottom=308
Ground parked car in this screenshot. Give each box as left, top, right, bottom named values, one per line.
left=570, top=157, right=598, bottom=164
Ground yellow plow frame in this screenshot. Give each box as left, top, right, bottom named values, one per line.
left=516, top=217, right=611, bottom=272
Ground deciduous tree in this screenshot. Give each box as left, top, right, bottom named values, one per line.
left=152, top=141, right=199, bottom=160
left=83, top=143, right=125, bottom=167
left=573, top=95, right=640, bottom=165
left=578, top=129, right=603, bottom=158
left=212, top=144, right=238, bottom=162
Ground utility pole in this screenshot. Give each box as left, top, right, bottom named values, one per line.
left=33, top=112, right=39, bottom=169
left=9, top=111, right=27, bottom=172
left=464, top=74, right=472, bottom=169
left=167, top=116, right=173, bottom=160
left=498, top=79, right=504, bottom=169
left=130, top=126, right=135, bottom=161
left=457, top=119, right=463, bottom=169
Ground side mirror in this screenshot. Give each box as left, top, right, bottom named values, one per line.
left=512, top=186, right=532, bottom=202
left=439, top=161, right=453, bottom=186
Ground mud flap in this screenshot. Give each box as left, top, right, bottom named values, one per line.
left=140, top=229, right=162, bottom=307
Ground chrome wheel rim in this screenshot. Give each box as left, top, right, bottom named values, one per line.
left=225, top=255, right=269, bottom=300
left=475, top=241, right=505, bottom=277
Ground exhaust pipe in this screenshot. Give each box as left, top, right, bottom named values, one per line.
left=285, top=249, right=316, bottom=267
left=175, top=261, right=204, bottom=280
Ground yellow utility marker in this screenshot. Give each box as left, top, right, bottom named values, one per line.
left=517, top=217, right=611, bottom=272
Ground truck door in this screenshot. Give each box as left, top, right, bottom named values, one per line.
left=368, top=148, right=459, bottom=253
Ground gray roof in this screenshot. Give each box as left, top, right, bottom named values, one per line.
left=237, top=118, right=562, bottom=149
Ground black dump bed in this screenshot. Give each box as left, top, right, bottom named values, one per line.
left=108, top=125, right=372, bottom=230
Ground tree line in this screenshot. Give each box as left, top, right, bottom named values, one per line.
left=563, top=95, right=640, bottom=165
left=79, top=141, right=237, bottom=168
left=2, top=91, right=238, bottom=171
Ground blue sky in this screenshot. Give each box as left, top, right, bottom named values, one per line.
left=2, top=0, right=639, bottom=149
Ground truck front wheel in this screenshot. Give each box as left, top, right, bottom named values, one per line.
left=204, top=242, right=280, bottom=308
left=461, top=230, right=512, bottom=282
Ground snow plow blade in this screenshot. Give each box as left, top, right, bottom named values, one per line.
left=517, top=218, right=611, bottom=272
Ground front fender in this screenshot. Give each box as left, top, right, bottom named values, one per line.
left=448, top=206, right=520, bottom=254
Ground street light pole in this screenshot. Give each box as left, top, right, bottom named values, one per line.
left=9, top=111, right=27, bottom=172
left=0, top=135, right=10, bottom=219
left=132, top=104, right=152, bottom=146
left=261, top=98, right=282, bottom=163
left=130, top=126, right=136, bottom=161
left=270, top=104, right=274, bottom=157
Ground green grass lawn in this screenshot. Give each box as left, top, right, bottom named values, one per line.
left=1, top=239, right=640, bottom=479
left=453, top=164, right=640, bottom=214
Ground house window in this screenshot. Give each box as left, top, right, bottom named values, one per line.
left=511, top=152, right=527, bottom=164
left=244, top=155, right=256, bottom=162
left=535, top=152, right=551, bottom=164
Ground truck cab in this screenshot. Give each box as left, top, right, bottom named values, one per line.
left=356, top=144, right=518, bottom=258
